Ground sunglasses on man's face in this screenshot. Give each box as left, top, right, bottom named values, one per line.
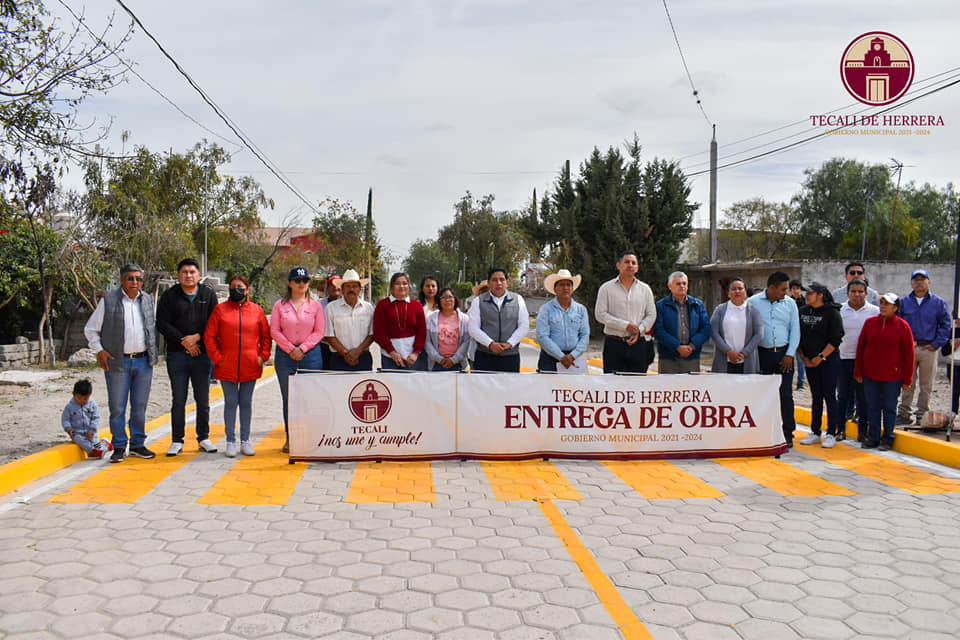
left=848, top=270, right=864, bottom=276
left=293, top=278, right=310, bottom=284
left=125, top=276, right=144, bottom=282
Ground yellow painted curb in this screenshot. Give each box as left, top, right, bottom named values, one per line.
left=794, top=406, right=960, bottom=470
left=0, top=367, right=270, bottom=498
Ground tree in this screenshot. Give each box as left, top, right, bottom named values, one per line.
left=714, top=198, right=800, bottom=260
left=81, top=140, right=274, bottom=284
left=0, top=0, right=131, bottom=187
left=403, top=239, right=459, bottom=290
left=312, top=197, right=390, bottom=298
left=525, top=136, right=697, bottom=327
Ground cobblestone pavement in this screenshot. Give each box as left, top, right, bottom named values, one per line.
left=4, top=355, right=960, bottom=639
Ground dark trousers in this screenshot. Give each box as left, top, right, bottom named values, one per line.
left=602, top=337, right=649, bottom=373
left=473, top=350, right=521, bottom=372
left=327, top=351, right=373, bottom=372
left=726, top=362, right=745, bottom=374
left=758, top=348, right=796, bottom=444
left=838, top=358, right=867, bottom=438
left=863, top=377, right=901, bottom=445
left=537, top=350, right=573, bottom=373
left=166, top=351, right=211, bottom=444
left=806, top=352, right=841, bottom=436
left=952, top=364, right=960, bottom=414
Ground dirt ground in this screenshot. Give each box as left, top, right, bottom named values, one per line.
left=0, top=345, right=956, bottom=467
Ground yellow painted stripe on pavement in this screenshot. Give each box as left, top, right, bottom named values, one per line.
left=197, top=424, right=305, bottom=505
left=539, top=499, right=653, bottom=640
left=794, top=440, right=960, bottom=494
left=603, top=460, right=725, bottom=499
left=713, top=456, right=856, bottom=497
left=49, top=425, right=225, bottom=504
left=346, top=461, right=436, bottom=503
left=481, top=460, right=582, bottom=501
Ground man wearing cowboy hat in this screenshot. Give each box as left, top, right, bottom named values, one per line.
left=536, top=269, right=590, bottom=372
left=467, top=267, right=530, bottom=372
left=654, top=271, right=712, bottom=373
left=323, top=269, right=375, bottom=371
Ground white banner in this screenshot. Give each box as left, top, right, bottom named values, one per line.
left=288, top=372, right=785, bottom=461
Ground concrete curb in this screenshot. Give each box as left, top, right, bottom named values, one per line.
left=0, top=366, right=274, bottom=497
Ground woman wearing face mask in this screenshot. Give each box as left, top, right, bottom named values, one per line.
left=373, top=272, right=426, bottom=370
left=204, top=275, right=272, bottom=457
left=710, top=277, right=764, bottom=374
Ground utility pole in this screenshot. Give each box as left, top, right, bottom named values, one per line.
left=365, top=188, right=373, bottom=301
left=709, top=125, right=718, bottom=264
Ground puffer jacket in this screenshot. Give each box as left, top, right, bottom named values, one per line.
left=204, top=299, right=272, bottom=383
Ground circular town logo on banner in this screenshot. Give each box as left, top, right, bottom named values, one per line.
left=349, top=379, right=392, bottom=423
left=841, top=32, right=914, bottom=106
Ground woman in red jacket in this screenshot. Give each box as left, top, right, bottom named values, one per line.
left=204, top=275, right=272, bottom=458
left=373, top=272, right=426, bottom=370
left=854, top=293, right=915, bottom=451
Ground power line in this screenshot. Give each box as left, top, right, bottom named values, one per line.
left=684, top=76, right=960, bottom=177
left=114, top=0, right=319, bottom=214
left=57, top=0, right=241, bottom=151
left=661, top=0, right=711, bottom=127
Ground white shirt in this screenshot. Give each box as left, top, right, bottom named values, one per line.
left=84, top=292, right=147, bottom=354
left=722, top=301, right=749, bottom=356
left=324, top=298, right=374, bottom=351
left=838, top=301, right=880, bottom=359
left=594, top=277, right=657, bottom=339
left=467, top=292, right=530, bottom=348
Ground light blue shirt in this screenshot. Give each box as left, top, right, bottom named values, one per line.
left=748, top=291, right=800, bottom=357
left=536, top=298, right=590, bottom=360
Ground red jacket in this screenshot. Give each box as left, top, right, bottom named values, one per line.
left=204, top=300, right=272, bottom=383
left=373, top=297, right=426, bottom=355
left=855, top=314, right=915, bottom=386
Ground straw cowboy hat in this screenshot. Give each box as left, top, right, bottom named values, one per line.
left=544, top=269, right=582, bottom=295
left=472, top=280, right=489, bottom=297
left=330, top=269, right=370, bottom=287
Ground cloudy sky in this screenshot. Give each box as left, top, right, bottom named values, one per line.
left=57, top=1, right=958, bottom=266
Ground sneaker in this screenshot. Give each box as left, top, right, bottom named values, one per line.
left=225, top=442, right=237, bottom=458
left=99, top=439, right=114, bottom=452
left=129, top=446, right=156, bottom=459
left=110, top=448, right=126, bottom=463
left=800, top=434, right=821, bottom=445
left=88, top=448, right=104, bottom=459
left=198, top=439, right=218, bottom=453
left=878, top=442, right=892, bottom=451
left=836, top=432, right=846, bottom=442
left=240, top=441, right=255, bottom=456
left=895, top=415, right=912, bottom=426
left=166, top=442, right=183, bottom=457
left=822, top=434, right=837, bottom=449
left=862, top=441, right=879, bottom=449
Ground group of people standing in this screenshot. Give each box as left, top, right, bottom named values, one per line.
left=79, top=253, right=952, bottom=463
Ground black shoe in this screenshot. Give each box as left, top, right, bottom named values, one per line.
left=836, top=432, right=846, bottom=442
left=862, top=441, right=879, bottom=449
left=895, top=415, right=912, bottom=426
left=110, top=448, right=126, bottom=463
left=787, top=441, right=794, bottom=448
left=878, top=443, right=892, bottom=451
left=129, top=446, right=156, bottom=459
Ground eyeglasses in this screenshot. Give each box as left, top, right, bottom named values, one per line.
left=848, top=270, right=864, bottom=276
left=125, top=276, right=144, bottom=282
left=439, top=295, right=455, bottom=300
left=293, top=278, right=310, bottom=284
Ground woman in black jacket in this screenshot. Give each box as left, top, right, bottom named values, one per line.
left=797, top=282, right=845, bottom=449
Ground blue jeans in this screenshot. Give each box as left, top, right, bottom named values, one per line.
left=838, top=359, right=867, bottom=438
left=431, top=361, right=463, bottom=372
left=806, top=351, right=841, bottom=436
left=795, top=357, right=806, bottom=386
left=166, top=351, right=212, bottom=444
left=275, top=345, right=324, bottom=434
left=863, top=377, right=901, bottom=445
left=104, top=355, right=153, bottom=450
left=758, top=348, right=796, bottom=444
left=472, top=350, right=521, bottom=373
left=413, top=351, right=429, bottom=371
left=222, top=380, right=256, bottom=443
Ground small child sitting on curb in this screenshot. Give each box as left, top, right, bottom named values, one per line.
left=61, top=379, right=112, bottom=459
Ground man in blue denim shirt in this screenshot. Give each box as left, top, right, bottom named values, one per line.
left=536, top=270, right=590, bottom=372
left=897, top=269, right=951, bottom=424
left=749, top=271, right=801, bottom=447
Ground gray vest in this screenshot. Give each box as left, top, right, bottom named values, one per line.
left=475, top=292, right=520, bottom=356
left=100, top=287, right=157, bottom=371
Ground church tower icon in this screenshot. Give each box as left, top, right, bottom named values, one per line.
left=841, top=32, right=913, bottom=106
left=349, top=380, right=393, bottom=423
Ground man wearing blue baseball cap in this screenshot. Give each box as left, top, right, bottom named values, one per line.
left=897, top=268, right=951, bottom=425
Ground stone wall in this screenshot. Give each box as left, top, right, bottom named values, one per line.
left=0, top=339, right=64, bottom=369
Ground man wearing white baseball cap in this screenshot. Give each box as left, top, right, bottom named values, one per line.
left=536, top=269, right=590, bottom=373
left=323, top=269, right=375, bottom=371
